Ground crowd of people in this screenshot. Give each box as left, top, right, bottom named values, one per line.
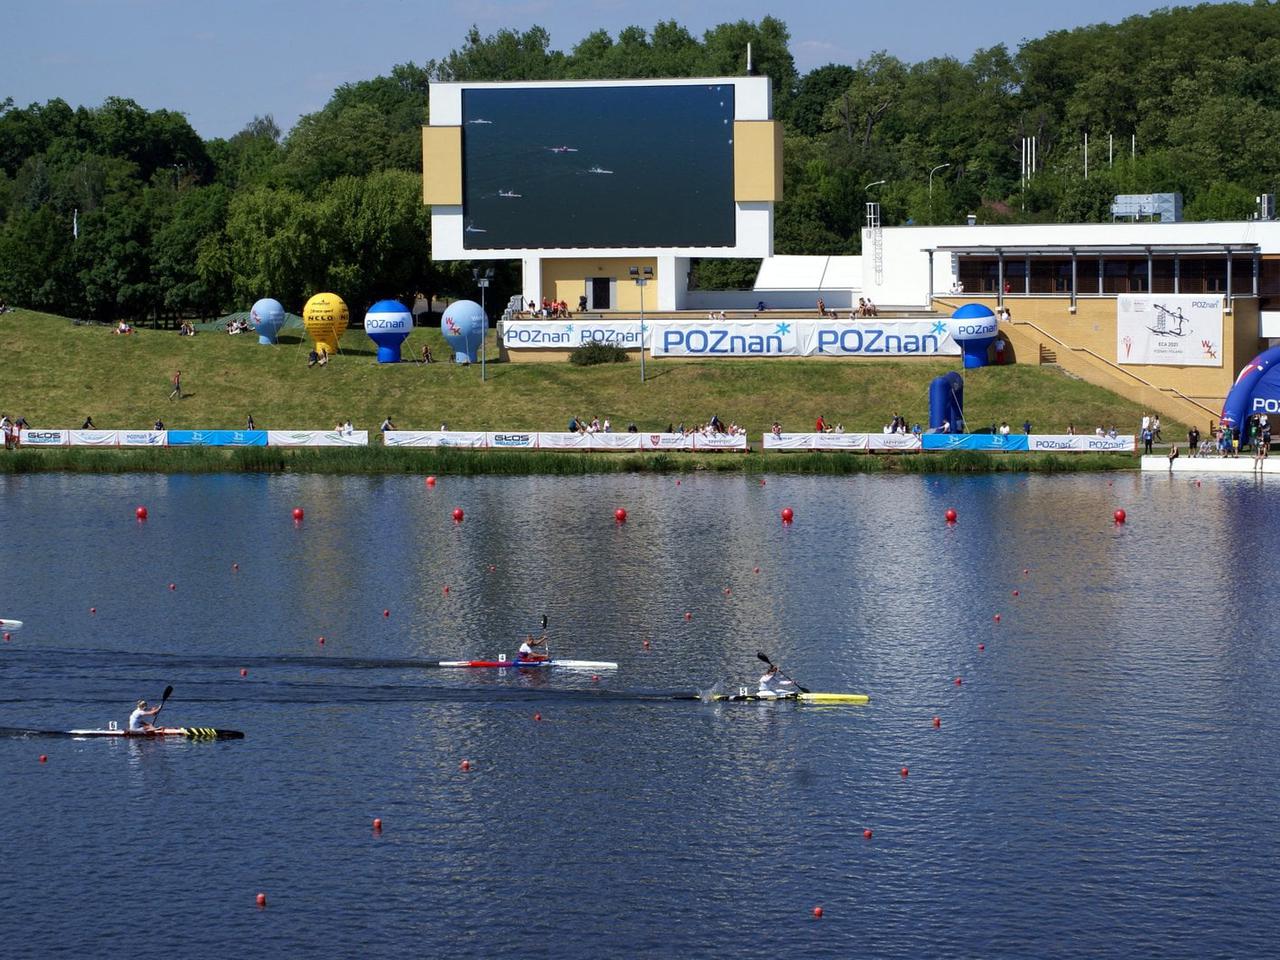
left=527, top=298, right=572, bottom=319
left=225, top=317, right=251, bottom=335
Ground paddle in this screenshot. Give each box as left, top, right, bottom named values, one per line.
left=540, top=615, right=550, bottom=659
left=755, top=652, right=810, bottom=693
left=151, top=685, right=174, bottom=727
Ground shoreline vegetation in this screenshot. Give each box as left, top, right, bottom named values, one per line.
left=0, top=446, right=1138, bottom=476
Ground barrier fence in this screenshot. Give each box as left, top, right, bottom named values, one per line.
left=16, top=429, right=1135, bottom=454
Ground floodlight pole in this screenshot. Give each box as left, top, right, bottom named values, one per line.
left=631, top=266, right=652, bottom=383
left=474, top=267, right=493, bottom=382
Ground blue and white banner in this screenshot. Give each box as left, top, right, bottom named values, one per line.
left=650, top=320, right=959, bottom=357
left=485, top=432, right=539, bottom=449
left=1028, top=434, right=1135, bottom=452
left=167, top=430, right=268, bottom=447
left=923, top=434, right=1135, bottom=452
left=267, top=430, right=368, bottom=447
left=118, top=431, right=167, bottom=447
left=501, top=321, right=647, bottom=349
left=19, top=430, right=69, bottom=446
left=762, top=433, right=922, bottom=451
left=923, top=434, right=1030, bottom=452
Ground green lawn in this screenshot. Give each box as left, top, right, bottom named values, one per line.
left=1, top=310, right=1177, bottom=438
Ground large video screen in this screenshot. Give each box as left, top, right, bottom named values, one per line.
left=461, top=84, right=736, bottom=250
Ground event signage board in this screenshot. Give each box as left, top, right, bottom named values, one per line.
left=69, top=430, right=120, bottom=446
left=923, top=434, right=1135, bottom=452
left=502, top=321, right=646, bottom=349
left=380, top=431, right=743, bottom=451
left=167, top=430, right=268, bottom=447
left=649, top=320, right=960, bottom=358
left=1027, top=434, right=1136, bottom=452
left=267, top=431, right=369, bottom=447
left=762, top=433, right=923, bottom=451
left=1116, top=295, right=1223, bottom=366
left=118, top=431, right=167, bottom=446
left=19, top=430, right=69, bottom=446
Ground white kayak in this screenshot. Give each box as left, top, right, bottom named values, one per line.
left=0, top=619, right=22, bottom=630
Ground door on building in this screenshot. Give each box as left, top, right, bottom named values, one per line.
left=589, top=277, right=612, bottom=310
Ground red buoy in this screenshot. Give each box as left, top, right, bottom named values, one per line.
left=812, top=906, right=823, bottom=919
left=443, top=585, right=450, bottom=594
left=292, top=507, right=304, bottom=522
left=459, top=759, right=471, bottom=771
left=945, top=508, right=958, bottom=523
left=90, top=607, right=96, bottom=615
left=1012, top=589, right=1019, bottom=597
left=256, top=893, right=266, bottom=908
left=317, top=636, right=325, bottom=645
left=932, top=716, right=941, bottom=728
left=753, top=566, right=760, bottom=574
left=168, top=583, right=176, bottom=591
left=452, top=508, right=464, bottom=522
left=760, top=478, right=766, bottom=486
left=533, top=713, right=543, bottom=722
left=240, top=668, right=248, bottom=677
left=954, top=677, right=963, bottom=686
left=425, top=476, right=437, bottom=487
left=232, top=562, right=240, bottom=572
left=1022, top=568, right=1029, bottom=575
left=614, top=508, right=627, bottom=523
left=863, top=828, right=873, bottom=840
left=978, top=643, right=985, bottom=652
left=643, top=639, right=651, bottom=650
left=382, top=609, right=390, bottom=618
left=993, top=613, right=1001, bottom=623
left=683, top=612, right=692, bottom=621
left=3, top=633, right=10, bottom=641
left=723, top=587, right=732, bottom=596
left=900, top=767, right=909, bottom=777
left=1114, top=508, right=1127, bottom=524
left=780, top=507, right=794, bottom=523
left=135, top=506, right=148, bottom=521
left=39, top=754, right=47, bottom=763
left=372, top=818, right=383, bottom=831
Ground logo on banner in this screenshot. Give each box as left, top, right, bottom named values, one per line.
left=1149, top=303, right=1190, bottom=337
left=492, top=433, right=532, bottom=446
left=1122, top=335, right=1133, bottom=359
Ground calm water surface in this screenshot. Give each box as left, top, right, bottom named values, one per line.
left=1, top=470, right=1277, bottom=958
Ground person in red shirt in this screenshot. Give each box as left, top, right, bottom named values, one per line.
left=815, top=415, right=828, bottom=433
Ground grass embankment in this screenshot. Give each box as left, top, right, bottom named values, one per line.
left=0, top=309, right=1166, bottom=473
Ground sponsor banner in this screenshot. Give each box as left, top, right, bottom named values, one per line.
left=382, top=431, right=437, bottom=447
left=118, top=431, right=167, bottom=447
left=485, top=432, right=538, bottom=449
left=19, top=429, right=69, bottom=446
left=642, top=434, right=694, bottom=451
left=1028, top=434, right=1136, bottom=452
left=267, top=431, right=369, bottom=447
left=692, top=433, right=748, bottom=451
left=650, top=320, right=960, bottom=358
left=166, top=430, right=268, bottom=447
left=589, top=433, right=643, bottom=450
left=538, top=432, right=594, bottom=450
left=502, top=321, right=646, bottom=349
left=761, top=433, right=923, bottom=451
left=1117, top=294, right=1222, bottom=366
left=923, top=434, right=1030, bottom=452
left=69, top=430, right=120, bottom=446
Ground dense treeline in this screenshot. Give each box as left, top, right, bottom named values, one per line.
left=2, top=3, right=1279, bottom=320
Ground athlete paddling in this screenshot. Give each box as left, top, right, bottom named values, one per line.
left=757, top=664, right=798, bottom=699
left=517, top=615, right=551, bottom=662
left=128, top=699, right=163, bottom=732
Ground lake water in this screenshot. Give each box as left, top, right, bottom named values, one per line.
left=2, top=470, right=1277, bottom=958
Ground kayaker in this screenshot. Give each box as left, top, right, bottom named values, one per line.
left=517, top=633, right=548, bottom=662
left=758, top=664, right=797, bottom=698
left=128, top=699, right=163, bottom=732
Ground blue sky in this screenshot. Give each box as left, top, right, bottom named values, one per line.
left=3, top=0, right=1230, bottom=139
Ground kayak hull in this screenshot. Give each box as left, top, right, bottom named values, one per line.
left=64, top=727, right=245, bottom=740
left=711, top=692, right=869, bottom=705
left=435, top=658, right=618, bottom=670
left=0, top=618, right=23, bottom=630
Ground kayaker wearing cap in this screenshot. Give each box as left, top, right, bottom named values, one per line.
left=758, top=664, right=797, bottom=699
left=517, top=633, right=548, bottom=663
left=128, top=699, right=162, bottom=732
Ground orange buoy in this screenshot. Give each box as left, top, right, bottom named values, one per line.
left=1114, top=508, right=1126, bottom=524
left=292, top=507, right=304, bottom=521
left=780, top=507, right=794, bottom=523
left=425, top=476, right=436, bottom=487
left=135, top=506, right=148, bottom=520
left=863, top=828, right=873, bottom=840
left=459, top=759, right=471, bottom=771
left=614, top=508, right=627, bottom=523
left=932, top=716, right=941, bottom=728
left=812, top=906, right=823, bottom=918
left=256, top=893, right=266, bottom=908
left=452, top=507, right=464, bottom=522
left=945, top=508, right=958, bottom=523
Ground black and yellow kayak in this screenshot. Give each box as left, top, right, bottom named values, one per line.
left=0, top=726, right=244, bottom=740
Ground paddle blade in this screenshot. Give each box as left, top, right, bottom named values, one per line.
left=161, top=685, right=174, bottom=702
left=756, top=652, right=773, bottom=665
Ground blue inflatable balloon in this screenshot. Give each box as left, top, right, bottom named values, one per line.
left=365, top=299, right=413, bottom=363
left=251, top=298, right=286, bottom=345
left=441, top=300, right=487, bottom=364
left=947, top=303, right=998, bottom=369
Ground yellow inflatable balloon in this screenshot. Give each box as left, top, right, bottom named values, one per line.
left=303, top=292, right=349, bottom=355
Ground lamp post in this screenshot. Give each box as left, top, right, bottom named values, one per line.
left=928, top=163, right=951, bottom=221
left=865, top=178, right=887, bottom=193
left=630, top=266, right=653, bottom=383
left=473, top=267, right=494, bottom=382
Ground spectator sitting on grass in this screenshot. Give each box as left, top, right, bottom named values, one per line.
left=82, top=416, right=95, bottom=429
left=771, top=421, right=782, bottom=438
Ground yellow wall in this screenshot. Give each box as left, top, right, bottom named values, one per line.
left=540, top=257, right=658, bottom=312
left=733, top=121, right=783, bottom=202
left=936, top=295, right=1264, bottom=412
left=422, top=127, right=462, bottom=205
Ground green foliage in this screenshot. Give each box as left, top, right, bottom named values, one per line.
left=688, top=259, right=760, bottom=290
left=569, top=341, right=630, bottom=366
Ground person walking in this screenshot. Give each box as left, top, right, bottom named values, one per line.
left=1188, top=425, right=1200, bottom=457
left=169, top=370, right=182, bottom=401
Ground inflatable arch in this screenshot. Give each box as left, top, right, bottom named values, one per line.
left=1220, top=345, right=1280, bottom=438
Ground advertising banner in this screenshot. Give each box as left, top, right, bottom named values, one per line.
left=501, top=321, right=647, bottom=349
left=589, top=433, right=643, bottom=450
left=19, top=429, right=69, bottom=446
left=538, top=432, right=593, bottom=450
left=1027, top=434, right=1136, bottom=452
left=382, top=431, right=438, bottom=447
left=69, top=430, right=120, bottom=446
left=922, top=434, right=1030, bottom=452
left=167, top=430, right=268, bottom=447
left=692, top=433, right=749, bottom=451
left=641, top=434, right=695, bottom=451
left=267, top=431, right=369, bottom=446
left=649, top=320, right=959, bottom=358
left=485, top=432, right=538, bottom=449
left=1117, top=294, right=1223, bottom=366
left=761, top=433, right=923, bottom=451
left=118, top=431, right=167, bottom=447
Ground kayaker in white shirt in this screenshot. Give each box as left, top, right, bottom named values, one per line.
left=758, top=665, right=797, bottom=698
left=518, top=633, right=548, bottom=662
left=128, top=699, right=162, bottom=732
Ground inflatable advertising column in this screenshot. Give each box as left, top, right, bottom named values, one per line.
left=947, top=303, right=998, bottom=369
left=441, top=300, right=487, bottom=364
left=303, top=292, right=349, bottom=356
left=365, top=300, right=413, bottom=363
left=1220, top=345, right=1280, bottom=437
left=928, top=371, right=965, bottom=431
left=251, top=298, right=286, bottom=345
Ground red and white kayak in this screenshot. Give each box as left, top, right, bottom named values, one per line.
left=432, top=656, right=618, bottom=670
left=64, top=726, right=244, bottom=740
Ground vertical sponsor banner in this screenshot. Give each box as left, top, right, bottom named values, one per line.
left=18, top=430, right=69, bottom=446
left=1117, top=294, right=1223, bottom=366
